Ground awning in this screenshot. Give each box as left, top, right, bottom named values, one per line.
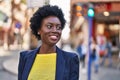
left=71, top=0, right=120, bottom=5
left=72, top=0, right=120, bottom=3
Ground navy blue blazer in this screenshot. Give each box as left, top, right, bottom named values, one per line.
left=18, top=46, right=79, bottom=80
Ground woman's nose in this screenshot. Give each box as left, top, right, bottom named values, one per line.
left=52, top=26, right=57, bottom=32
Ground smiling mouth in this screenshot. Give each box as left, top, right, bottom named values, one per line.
left=50, top=35, right=58, bottom=40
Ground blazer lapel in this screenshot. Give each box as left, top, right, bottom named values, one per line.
left=55, top=47, right=65, bottom=80
left=22, top=48, right=39, bottom=80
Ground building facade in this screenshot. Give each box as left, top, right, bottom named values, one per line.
left=70, top=0, right=120, bottom=50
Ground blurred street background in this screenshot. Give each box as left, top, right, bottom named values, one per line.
left=0, top=0, right=120, bottom=80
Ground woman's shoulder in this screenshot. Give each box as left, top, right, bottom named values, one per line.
left=19, top=48, right=38, bottom=57
left=60, top=49, right=79, bottom=64
left=60, top=49, right=78, bottom=59
left=20, top=50, right=33, bottom=55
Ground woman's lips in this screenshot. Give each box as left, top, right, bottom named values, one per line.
left=50, top=35, right=58, bottom=40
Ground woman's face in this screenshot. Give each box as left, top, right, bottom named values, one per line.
left=38, top=16, right=62, bottom=46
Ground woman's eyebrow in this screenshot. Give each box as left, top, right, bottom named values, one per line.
left=46, top=22, right=61, bottom=25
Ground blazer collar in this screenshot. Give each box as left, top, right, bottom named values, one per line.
left=23, top=46, right=65, bottom=80
left=22, top=47, right=39, bottom=80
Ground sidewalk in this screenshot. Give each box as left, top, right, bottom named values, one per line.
left=0, top=47, right=20, bottom=75
left=3, top=58, right=18, bottom=75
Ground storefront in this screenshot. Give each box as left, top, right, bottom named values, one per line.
left=70, top=0, right=120, bottom=51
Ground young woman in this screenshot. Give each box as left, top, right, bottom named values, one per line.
left=18, top=5, right=79, bottom=80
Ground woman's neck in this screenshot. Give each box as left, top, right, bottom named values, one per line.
left=39, top=44, right=56, bottom=54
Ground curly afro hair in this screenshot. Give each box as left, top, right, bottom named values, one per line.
left=30, top=5, right=66, bottom=40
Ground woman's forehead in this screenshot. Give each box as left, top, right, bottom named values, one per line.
left=42, top=16, right=61, bottom=24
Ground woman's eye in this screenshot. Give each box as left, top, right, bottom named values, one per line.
left=56, top=25, right=62, bottom=30
left=47, top=25, right=52, bottom=29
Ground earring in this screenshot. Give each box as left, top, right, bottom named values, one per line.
left=38, top=32, right=40, bottom=35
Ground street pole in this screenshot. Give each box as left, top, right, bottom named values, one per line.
left=88, top=16, right=93, bottom=80
left=87, top=3, right=94, bottom=80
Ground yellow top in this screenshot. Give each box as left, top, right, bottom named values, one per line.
left=28, top=53, right=57, bottom=80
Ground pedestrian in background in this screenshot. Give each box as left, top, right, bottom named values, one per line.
left=96, top=34, right=107, bottom=57
left=90, top=38, right=99, bottom=73
left=18, top=5, right=79, bottom=80
left=77, top=39, right=87, bottom=68
left=100, top=38, right=113, bottom=67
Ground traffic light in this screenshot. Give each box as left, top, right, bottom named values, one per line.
left=76, top=5, right=83, bottom=16
left=87, top=7, right=94, bottom=17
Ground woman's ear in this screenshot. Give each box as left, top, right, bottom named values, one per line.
left=38, top=29, right=41, bottom=35
left=38, top=32, right=40, bottom=35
